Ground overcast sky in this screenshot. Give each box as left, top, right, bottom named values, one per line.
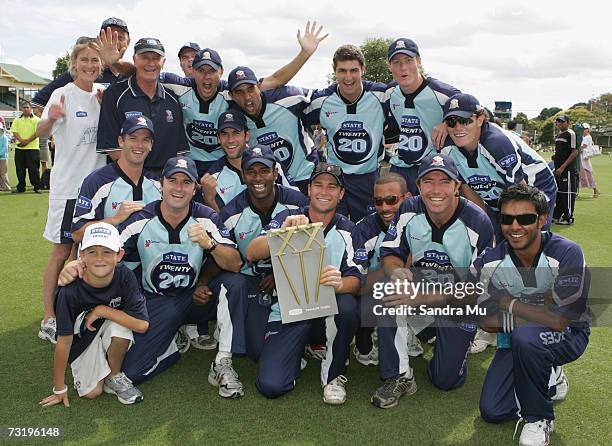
left=1, top=0, right=610, bottom=118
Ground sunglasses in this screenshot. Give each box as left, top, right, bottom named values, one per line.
left=445, top=116, right=475, bottom=128
left=373, top=195, right=401, bottom=206
left=500, top=213, right=539, bottom=226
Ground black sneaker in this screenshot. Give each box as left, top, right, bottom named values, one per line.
left=371, top=374, right=417, bottom=409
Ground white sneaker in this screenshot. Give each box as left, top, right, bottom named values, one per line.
left=469, top=329, right=496, bottom=354
left=300, top=357, right=308, bottom=370
left=191, top=334, right=218, bottom=351
left=518, top=419, right=554, bottom=446
left=551, top=366, right=569, bottom=401
left=323, top=375, right=347, bottom=405
left=353, top=344, right=379, bottom=366
left=407, top=328, right=424, bottom=357
left=38, top=318, right=57, bottom=344
left=208, top=358, right=244, bottom=398
left=175, top=326, right=190, bottom=354
left=103, top=372, right=143, bottom=405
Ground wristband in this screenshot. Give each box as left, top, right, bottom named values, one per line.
left=53, top=386, right=68, bottom=395
left=508, top=298, right=517, bottom=315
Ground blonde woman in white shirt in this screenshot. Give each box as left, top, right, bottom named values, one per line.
left=36, top=37, right=107, bottom=343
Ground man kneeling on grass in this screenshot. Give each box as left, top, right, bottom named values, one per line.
left=40, top=223, right=149, bottom=407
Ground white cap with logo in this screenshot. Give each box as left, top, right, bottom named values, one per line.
left=81, top=222, right=122, bottom=252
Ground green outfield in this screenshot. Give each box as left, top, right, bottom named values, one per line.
left=1, top=156, right=611, bottom=445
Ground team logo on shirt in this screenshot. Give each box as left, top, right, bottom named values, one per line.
left=354, top=249, right=368, bottom=261
left=239, top=230, right=254, bottom=240
left=152, top=251, right=196, bottom=295
left=498, top=154, right=517, bottom=169
left=219, top=185, right=233, bottom=195
left=109, top=297, right=123, bottom=308
left=111, top=201, right=121, bottom=210
left=144, top=239, right=162, bottom=248
left=257, top=133, right=294, bottom=166
left=76, top=111, right=88, bottom=118
left=332, top=121, right=374, bottom=165
left=76, top=196, right=92, bottom=210
left=125, top=111, right=143, bottom=119
left=166, top=110, right=174, bottom=123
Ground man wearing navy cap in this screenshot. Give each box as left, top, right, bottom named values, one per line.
left=201, top=110, right=296, bottom=212
left=178, top=42, right=201, bottom=78
left=441, top=93, right=556, bottom=242
left=384, top=37, right=462, bottom=196
left=219, top=143, right=308, bottom=362
left=372, top=153, right=494, bottom=409
left=32, top=17, right=130, bottom=109
left=97, top=37, right=188, bottom=173
left=72, top=115, right=162, bottom=242
left=551, top=114, right=578, bottom=225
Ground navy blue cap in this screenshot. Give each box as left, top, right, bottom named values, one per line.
left=162, top=156, right=198, bottom=182
left=178, top=42, right=201, bottom=57
left=387, top=38, right=420, bottom=61
left=443, top=93, right=484, bottom=120
left=217, top=109, right=246, bottom=132
left=417, top=153, right=459, bottom=181
left=134, top=37, right=165, bottom=56
left=193, top=48, right=223, bottom=71
left=120, top=115, right=155, bottom=137
left=101, top=17, right=129, bottom=34
left=310, top=162, right=345, bottom=187
left=242, top=145, right=276, bottom=169
left=228, top=66, right=258, bottom=91
left=555, top=114, right=570, bottom=123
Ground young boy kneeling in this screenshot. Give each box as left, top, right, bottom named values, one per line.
left=40, top=222, right=149, bottom=407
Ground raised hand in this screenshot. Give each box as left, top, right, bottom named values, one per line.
left=48, top=95, right=66, bottom=122
left=97, top=27, right=122, bottom=66
left=297, top=21, right=329, bottom=56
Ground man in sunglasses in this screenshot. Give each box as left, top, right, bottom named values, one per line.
left=441, top=93, right=557, bottom=241
left=372, top=153, right=494, bottom=409
left=246, top=162, right=365, bottom=405
left=351, top=174, right=411, bottom=366
left=384, top=38, right=462, bottom=196
left=473, top=184, right=590, bottom=446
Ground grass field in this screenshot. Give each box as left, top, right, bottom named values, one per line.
left=1, top=156, right=611, bottom=445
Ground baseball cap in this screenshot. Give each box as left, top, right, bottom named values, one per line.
left=582, top=122, right=590, bottom=129
left=242, top=145, right=276, bottom=170
left=81, top=222, right=122, bottom=252
left=178, top=42, right=201, bottom=57
left=100, top=17, right=129, bottom=34
left=387, top=38, right=420, bottom=61
left=193, top=48, right=223, bottom=71
left=228, top=66, right=258, bottom=91
left=162, top=156, right=198, bottom=182
left=417, top=153, right=459, bottom=181
left=555, top=114, right=570, bottom=123
left=309, top=162, right=345, bottom=187
left=120, top=115, right=155, bottom=137
left=443, top=93, right=484, bottom=120
left=218, top=109, right=247, bottom=132
left=134, top=37, right=165, bottom=57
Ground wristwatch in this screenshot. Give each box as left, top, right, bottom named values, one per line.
left=207, top=238, right=218, bottom=252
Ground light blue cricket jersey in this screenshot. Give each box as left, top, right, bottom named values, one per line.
left=119, top=200, right=235, bottom=296
left=220, top=185, right=309, bottom=276
left=386, top=78, right=460, bottom=168
left=162, top=74, right=231, bottom=163
left=303, top=81, right=387, bottom=175
left=72, top=163, right=161, bottom=232
left=442, top=122, right=557, bottom=212
left=237, top=86, right=317, bottom=183
left=381, top=196, right=494, bottom=281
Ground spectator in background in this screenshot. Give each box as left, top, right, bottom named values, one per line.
left=0, top=121, right=11, bottom=191
left=506, top=120, right=520, bottom=137
left=33, top=107, right=51, bottom=176
left=579, top=123, right=600, bottom=198
left=552, top=114, right=578, bottom=225
left=11, top=101, right=41, bottom=193
left=312, top=124, right=327, bottom=160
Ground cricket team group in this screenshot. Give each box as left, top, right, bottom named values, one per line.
left=29, top=16, right=590, bottom=446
